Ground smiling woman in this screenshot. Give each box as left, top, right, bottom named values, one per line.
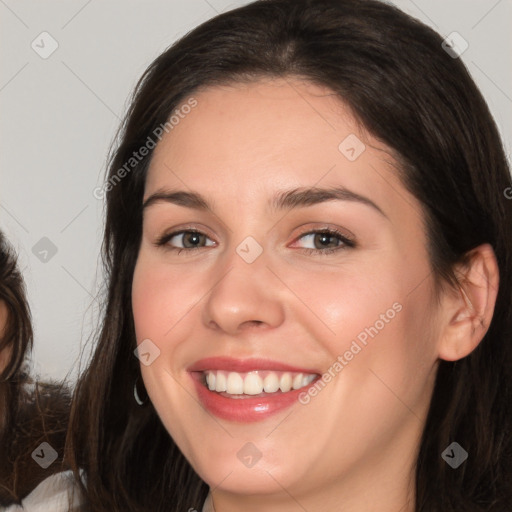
left=66, top=0, right=512, bottom=511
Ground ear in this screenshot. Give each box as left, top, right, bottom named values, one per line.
left=437, top=243, right=499, bottom=361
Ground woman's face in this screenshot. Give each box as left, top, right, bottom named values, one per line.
left=132, top=78, right=443, bottom=504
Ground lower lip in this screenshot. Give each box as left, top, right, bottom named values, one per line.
left=189, top=372, right=318, bottom=423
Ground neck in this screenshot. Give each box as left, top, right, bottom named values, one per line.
left=209, top=471, right=416, bottom=512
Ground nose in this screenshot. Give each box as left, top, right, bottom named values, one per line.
left=201, top=245, right=285, bottom=336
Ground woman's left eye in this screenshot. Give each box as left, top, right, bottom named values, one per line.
left=155, top=228, right=355, bottom=256
left=293, top=229, right=356, bottom=255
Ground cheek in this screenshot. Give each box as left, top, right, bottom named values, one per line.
left=290, top=258, right=404, bottom=357
left=308, top=252, right=438, bottom=395
left=131, top=258, right=192, bottom=429
left=345, top=278, right=439, bottom=424
left=131, top=257, right=187, bottom=341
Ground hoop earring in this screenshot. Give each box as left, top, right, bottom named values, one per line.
left=134, top=376, right=149, bottom=406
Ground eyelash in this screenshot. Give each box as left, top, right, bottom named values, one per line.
left=155, top=227, right=356, bottom=256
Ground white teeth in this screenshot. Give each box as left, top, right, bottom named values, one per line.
left=215, top=371, right=227, bottom=392
left=293, top=373, right=303, bottom=389
left=244, top=373, right=263, bottom=395
left=226, top=372, right=244, bottom=394
left=207, top=371, right=216, bottom=391
left=302, top=374, right=315, bottom=387
left=280, top=373, right=292, bottom=392
left=263, top=373, right=280, bottom=393
left=204, top=370, right=317, bottom=395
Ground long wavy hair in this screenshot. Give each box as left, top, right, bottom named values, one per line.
left=66, top=0, right=512, bottom=510
left=0, top=232, right=71, bottom=505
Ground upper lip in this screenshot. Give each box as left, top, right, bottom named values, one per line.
left=187, top=356, right=320, bottom=374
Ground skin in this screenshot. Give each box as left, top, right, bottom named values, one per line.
left=131, top=78, right=499, bottom=512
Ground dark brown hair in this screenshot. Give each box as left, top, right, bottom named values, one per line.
left=66, top=0, right=512, bottom=510
left=0, top=232, right=71, bottom=506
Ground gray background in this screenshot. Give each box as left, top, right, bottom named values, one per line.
left=1, top=0, right=511, bottom=383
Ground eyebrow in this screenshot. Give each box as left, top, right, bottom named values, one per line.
left=142, top=185, right=388, bottom=220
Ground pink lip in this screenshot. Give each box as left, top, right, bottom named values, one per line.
left=187, top=357, right=321, bottom=423
left=187, top=356, right=320, bottom=374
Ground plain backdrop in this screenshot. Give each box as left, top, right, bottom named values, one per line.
left=1, top=0, right=511, bottom=383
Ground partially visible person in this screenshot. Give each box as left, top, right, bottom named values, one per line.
left=0, top=231, right=81, bottom=510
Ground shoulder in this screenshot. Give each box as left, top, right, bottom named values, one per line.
left=2, top=470, right=85, bottom=512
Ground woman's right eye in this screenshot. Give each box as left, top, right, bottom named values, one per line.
left=155, top=229, right=216, bottom=254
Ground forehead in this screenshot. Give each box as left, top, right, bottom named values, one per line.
left=144, top=78, right=415, bottom=222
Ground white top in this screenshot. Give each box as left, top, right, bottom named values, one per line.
left=202, top=491, right=214, bottom=512
left=2, top=473, right=212, bottom=512
left=3, top=470, right=84, bottom=512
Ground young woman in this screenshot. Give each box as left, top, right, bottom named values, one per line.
left=0, top=231, right=79, bottom=510
left=66, top=0, right=512, bottom=510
